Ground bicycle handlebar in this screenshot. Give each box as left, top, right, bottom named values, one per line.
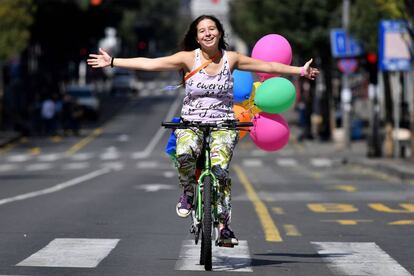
left=161, top=120, right=253, bottom=129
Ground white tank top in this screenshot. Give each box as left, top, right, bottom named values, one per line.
left=180, top=48, right=235, bottom=122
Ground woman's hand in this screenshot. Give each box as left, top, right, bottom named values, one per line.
left=87, top=48, right=112, bottom=68
left=302, top=58, right=320, bottom=80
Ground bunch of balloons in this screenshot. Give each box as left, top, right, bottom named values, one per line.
left=232, top=34, right=295, bottom=152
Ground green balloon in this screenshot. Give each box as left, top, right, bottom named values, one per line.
left=254, top=77, right=296, bottom=114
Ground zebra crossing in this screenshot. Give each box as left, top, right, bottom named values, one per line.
left=9, top=238, right=412, bottom=275
left=0, top=153, right=336, bottom=173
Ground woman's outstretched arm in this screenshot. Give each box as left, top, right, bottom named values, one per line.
left=232, top=52, right=320, bottom=80
left=87, top=48, right=191, bottom=72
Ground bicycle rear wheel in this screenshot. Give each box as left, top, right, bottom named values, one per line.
left=201, top=175, right=212, bottom=271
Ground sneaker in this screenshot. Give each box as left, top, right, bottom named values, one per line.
left=176, top=193, right=193, bottom=218
left=218, top=226, right=239, bottom=247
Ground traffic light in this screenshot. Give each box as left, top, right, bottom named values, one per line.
left=366, top=52, right=378, bottom=84
left=90, top=0, right=102, bottom=6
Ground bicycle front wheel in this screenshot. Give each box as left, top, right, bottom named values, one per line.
left=201, top=175, right=212, bottom=271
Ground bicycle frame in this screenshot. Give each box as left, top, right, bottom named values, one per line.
left=193, top=127, right=219, bottom=242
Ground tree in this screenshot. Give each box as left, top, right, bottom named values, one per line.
left=0, top=0, right=35, bottom=129
left=0, top=0, right=35, bottom=61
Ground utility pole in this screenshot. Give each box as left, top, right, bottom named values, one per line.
left=341, top=0, right=352, bottom=149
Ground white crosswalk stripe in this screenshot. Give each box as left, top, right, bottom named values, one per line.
left=242, top=158, right=263, bottom=167
left=312, top=242, right=412, bottom=276
left=175, top=240, right=252, bottom=272
left=5, top=237, right=412, bottom=273
left=26, top=163, right=54, bottom=171
left=7, top=154, right=32, bottom=162
left=0, top=164, right=18, bottom=172
left=0, top=150, right=340, bottom=173
left=16, top=238, right=120, bottom=268
left=276, top=158, right=298, bottom=167
left=70, top=152, right=94, bottom=161
left=37, top=153, right=62, bottom=162
left=310, top=158, right=333, bottom=167
left=100, top=147, right=120, bottom=160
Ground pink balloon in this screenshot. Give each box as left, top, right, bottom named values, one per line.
left=250, top=112, right=290, bottom=151
left=251, top=34, right=292, bottom=81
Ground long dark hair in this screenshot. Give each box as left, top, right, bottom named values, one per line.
left=180, top=15, right=228, bottom=51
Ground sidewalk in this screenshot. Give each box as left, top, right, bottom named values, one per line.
left=0, top=130, right=21, bottom=148
left=295, top=133, right=414, bottom=180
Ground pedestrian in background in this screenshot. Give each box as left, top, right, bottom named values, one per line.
left=87, top=14, right=319, bottom=246
left=40, top=96, right=56, bottom=136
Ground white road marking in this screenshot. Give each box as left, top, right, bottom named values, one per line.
left=101, top=162, right=124, bottom=171
left=37, top=153, right=62, bottom=162
left=175, top=240, right=252, bottom=272
left=310, top=158, right=332, bottom=167
left=62, top=162, right=90, bottom=170
left=0, top=164, right=18, bottom=172
left=131, top=95, right=182, bottom=159
left=117, top=134, right=129, bottom=142
left=163, top=171, right=176, bottom=178
left=135, top=184, right=176, bottom=192
left=7, top=154, right=31, bottom=162
left=312, top=242, right=412, bottom=276
left=140, top=90, right=151, bottom=97
left=276, top=158, right=298, bottom=167
left=26, top=163, right=54, bottom=171
left=250, top=149, right=268, bottom=157
left=242, top=159, right=263, bottom=167
left=70, top=152, right=94, bottom=161
left=136, top=161, right=159, bottom=169
left=0, top=168, right=111, bottom=206
left=16, top=238, right=119, bottom=268
left=100, top=147, right=120, bottom=160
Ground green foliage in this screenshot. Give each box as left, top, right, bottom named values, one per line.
left=349, top=1, right=383, bottom=53
left=0, top=0, right=35, bottom=60
left=229, top=0, right=341, bottom=61
left=349, top=0, right=413, bottom=53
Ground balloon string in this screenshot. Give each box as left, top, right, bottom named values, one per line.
left=243, top=104, right=256, bottom=118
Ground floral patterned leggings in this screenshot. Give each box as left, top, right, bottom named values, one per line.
left=175, top=128, right=238, bottom=224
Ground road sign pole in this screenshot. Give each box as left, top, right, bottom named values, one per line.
left=341, top=0, right=351, bottom=149
left=391, top=72, right=401, bottom=158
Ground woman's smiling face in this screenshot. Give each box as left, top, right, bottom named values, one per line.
left=196, top=19, right=221, bottom=50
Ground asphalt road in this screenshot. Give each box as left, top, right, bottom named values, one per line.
left=0, top=81, right=413, bottom=275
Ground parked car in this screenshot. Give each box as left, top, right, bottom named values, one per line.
left=65, top=85, right=100, bottom=120
left=110, top=68, right=138, bottom=96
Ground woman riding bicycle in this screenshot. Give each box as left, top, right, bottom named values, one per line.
left=88, top=14, right=319, bottom=246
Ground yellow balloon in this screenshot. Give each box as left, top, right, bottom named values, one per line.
left=241, top=81, right=262, bottom=115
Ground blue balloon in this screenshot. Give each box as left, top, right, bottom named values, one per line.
left=232, top=69, right=254, bottom=103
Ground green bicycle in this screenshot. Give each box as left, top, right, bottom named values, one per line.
left=162, top=119, right=253, bottom=271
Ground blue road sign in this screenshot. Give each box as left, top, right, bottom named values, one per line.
left=379, top=20, right=412, bottom=72
left=330, top=28, right=364, bottom=58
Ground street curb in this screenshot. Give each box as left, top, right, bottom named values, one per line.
left=0, top=134, right=22, bottom=148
